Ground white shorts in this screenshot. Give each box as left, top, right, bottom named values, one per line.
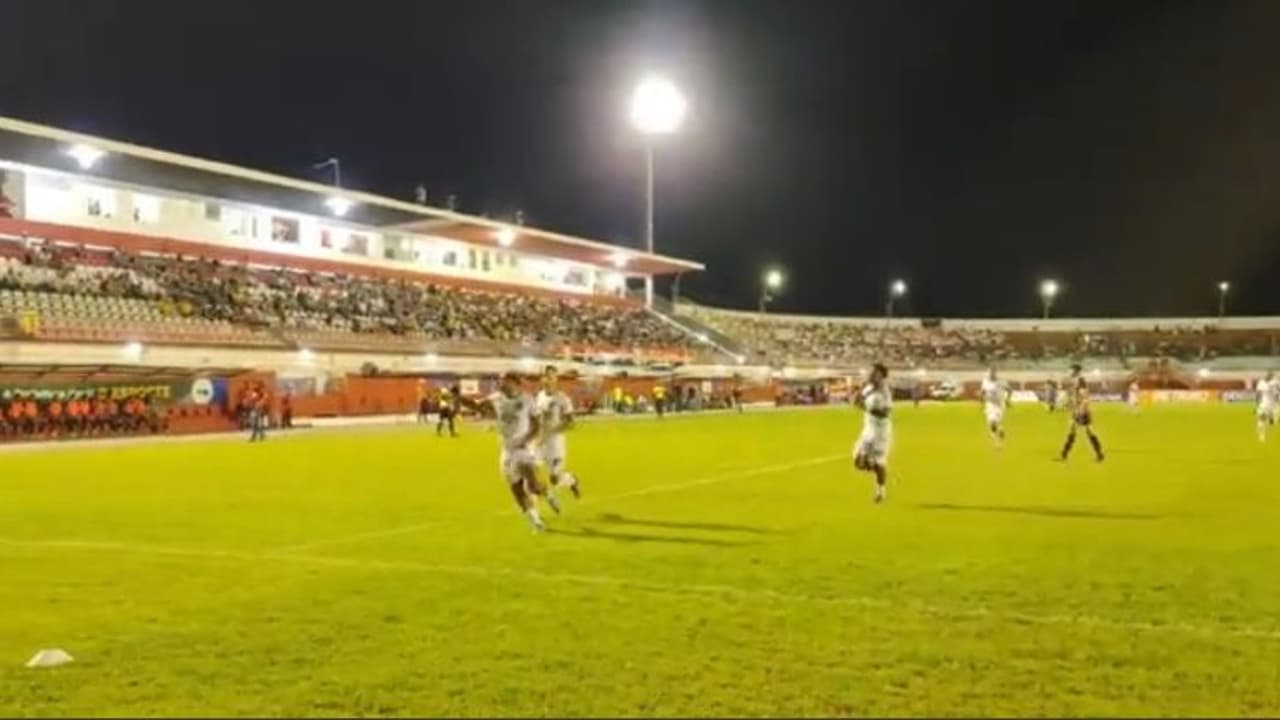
left=984, top=405, right=1004, bottom=425
left=853, top=431, right=891, bottom=466
left=539, top=435, right=567, bottom=470
left=499, top=447, right=538, bottom=485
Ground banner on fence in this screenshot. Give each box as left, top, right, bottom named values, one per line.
left=1142, top=389, right=1218, bottom=404
left=0, top=377, right=213, bottom=403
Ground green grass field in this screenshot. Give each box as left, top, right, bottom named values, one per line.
left=2, top=403, right=1279, bottom=717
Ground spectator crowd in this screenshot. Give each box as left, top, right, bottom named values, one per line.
left=0, top=238, right=694, bottom=352
left=681, top=306, right=1280, bottom=367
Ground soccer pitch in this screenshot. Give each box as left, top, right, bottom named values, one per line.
left=2, top=404, right=1278, bottom=717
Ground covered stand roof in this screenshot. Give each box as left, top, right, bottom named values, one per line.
left=0, top=115, right=704, bottom=277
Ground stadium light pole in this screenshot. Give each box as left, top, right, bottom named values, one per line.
left=1217, top=281, right=1230, bottom=320
left=629, top=75, right=687, bottom=308
left=886, top=279, right=908, bottom=318
left=1040, top=279, right=1060, bottom=320
left=759, top=268, right=785, bottom=313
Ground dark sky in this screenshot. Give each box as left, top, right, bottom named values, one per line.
left=3, top=0, right=1280, bottom=318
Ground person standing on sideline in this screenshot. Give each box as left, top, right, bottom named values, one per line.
left=248, top=386, right=267, bottom=442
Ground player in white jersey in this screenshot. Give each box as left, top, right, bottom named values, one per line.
left=1255, top=371, right=1279, bottom=442
left=853, top=363, right=892, bottom=503
left=536, top=365, right=581, bottom=501
left=490, top=371, right=559, bottom=532
left=979, top=367, right=1008, bottom=448
left=1127, top=381, right=1141, bottom=412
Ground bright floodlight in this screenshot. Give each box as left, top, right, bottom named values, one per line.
left=1040, top=279, right=1059, bottom=299
left=324, top=195, right=353, bottom=217
left=609, top=252, right=630, bottom=268
left=764, top=269, right=784, bottom=290
left=298, top=348, right=315, bottom=363
left=890, top=279, right=907, bottom=297
left=495, top=227, right=516, bottom=247
left=629, top=76, right=687, bottom=135
left=1197, top=367, right=1211, bottom=378
left=423, top=352, right=439, bottom=363
left=121, top=341, right=143, bottom=358
left=66, top=143, right=105, bottom=170
left=1218, top=281, right=1230, bottom=293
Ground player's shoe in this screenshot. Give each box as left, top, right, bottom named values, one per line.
left=545, top=493, right=562, bottom=515
left=569, top=479, right=581, bottom=499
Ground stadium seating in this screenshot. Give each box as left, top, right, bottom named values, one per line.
left=0, top=236, right=697, bottom=355
left=680, top=304, right=1280, bottom=367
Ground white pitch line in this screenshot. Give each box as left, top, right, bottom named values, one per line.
left=3, top=535, right=1279, bottom=643
left=272, top=521, right=446, bottom=554
left=274, top=453, right=846, bottom=554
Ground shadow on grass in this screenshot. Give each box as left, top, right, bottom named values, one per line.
left=914, top=502, right=1166, bottom=520
left=596, top=512, right=785, bottom=536
left=547, top=526, right=756, bottom=547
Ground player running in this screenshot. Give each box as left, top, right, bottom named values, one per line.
left=979, top=367, right=1009, bottom=448
left=1127, top=380, right=1141, bottom=413
left=1058, top=364, right=1105, bottom=463
left=536, top=365, right=582, bottom=501
left=490, top=371, right=559, bottom=532
left=1255, top=371, right=1279, bottom=442
left=853, top=363, right=892, bottom=503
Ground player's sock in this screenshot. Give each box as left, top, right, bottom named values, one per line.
left=565, top=472, right=581, bottom=499
left=873, top=467, right=886, bottom=503
left=525, top=506, right=544, bottom=531
left=1088, top=433, right=1104, bottom=461
left=545, top=491, right=562, bottom=515
left=1060, top=433, right=1075, bottom=459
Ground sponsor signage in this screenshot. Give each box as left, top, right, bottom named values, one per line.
left=1144, top=389, right=1217, bottom=403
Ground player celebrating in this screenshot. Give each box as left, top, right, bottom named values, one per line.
left=536, top=365, right=582, bottom=500
left=1059, top=364, right=1105, bottom=463
left=491, top=371, right=559, bottom=532
left=853, top=363, right=892, bottom=503
left=1255, top=371, right=1278, bottom=442
left=979, top=367, right=1008, bottom=448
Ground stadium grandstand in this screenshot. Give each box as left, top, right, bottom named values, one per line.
left=0, top=113, right=1277, bottom=442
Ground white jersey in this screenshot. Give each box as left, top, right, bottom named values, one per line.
left=1257, top=379, right=1280, bottom=411
left=860, top=384, right=892, bottom=441
left=490, top=391, right=537, bottom=451
left=1128, top=383, right=1140, bottom=404
left=535, top=389, right=574, bottom=438
left=980, top=379, right=1007, bottom=409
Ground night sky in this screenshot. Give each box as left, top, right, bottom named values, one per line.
left=3, top=0, right=1280, bottom=318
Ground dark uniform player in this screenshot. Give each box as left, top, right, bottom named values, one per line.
left=437, top=386, right=458, bottom=437
left=1059, top=364, right=1105, bottom=462
left=1045, top=379, right=1059, bottom=413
